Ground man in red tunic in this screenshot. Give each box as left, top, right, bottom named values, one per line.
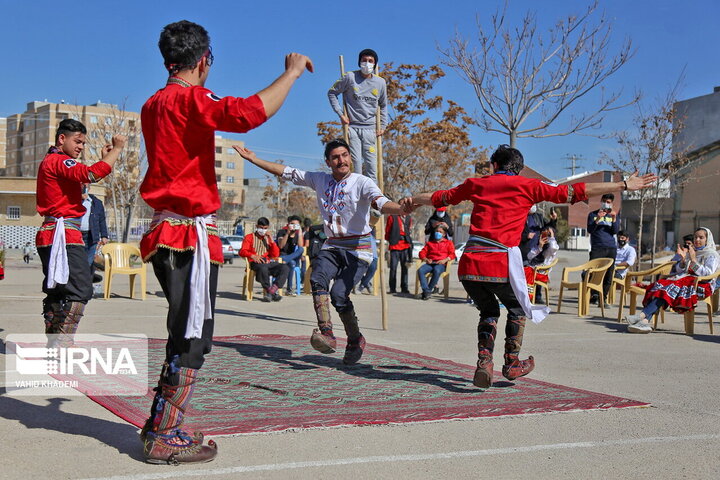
left=402, top=145, right=656, bottom=388
left=138, top=20, right=313, bottom=464
left=36, top=119, right=125, bottom=348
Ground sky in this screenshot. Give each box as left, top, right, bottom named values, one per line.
left=4, top=0, right=719, bottom=181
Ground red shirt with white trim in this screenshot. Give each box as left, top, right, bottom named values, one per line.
left=35, top=149, right=112, bottom=247
left=139, top=78, right=267, bottom=263
left=432, top=175, right=587, bottom=282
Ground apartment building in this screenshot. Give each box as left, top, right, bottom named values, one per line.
left=3, top=100, right=141, bottom=177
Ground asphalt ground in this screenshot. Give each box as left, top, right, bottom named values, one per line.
left=0, top=249, right=718, bottom=480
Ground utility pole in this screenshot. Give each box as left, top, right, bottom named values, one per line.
left=564, top=154, right=584, bottom=177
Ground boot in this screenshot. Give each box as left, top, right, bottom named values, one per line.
left=502, top=316, right=535, bottom=381
left=472, top=317, right=497, bottom=388
left=56, top=301, right=85, bottom=348
left=43, top=302, right=64, bottom=347
left=339, top=309, right=364, bottom=365
left=141, top=362, right=217, bottom=465
left=310, top=291, right=336, bottom=353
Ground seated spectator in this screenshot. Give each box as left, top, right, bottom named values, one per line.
left=614, top=230, right=637, bottom=279
left=417, top=225, right=456, bottom=300
left=276, top=215, right=306, bottom=295
left=523, top=226, right=559, bottom=303
left=239, top=217, right=289, bottom=302
left=626, top=227, right=719, bottom=333
left=520, top=205, right=557, bottom=263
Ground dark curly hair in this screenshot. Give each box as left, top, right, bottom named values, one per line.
left=324, top=139, right=350, bottom=160
left=490, top=144, right=524, bottom=175
left=159, top=20, right=210, bottom=74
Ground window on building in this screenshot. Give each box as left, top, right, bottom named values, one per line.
left=90, top=116, right=98, bottom=124
left=104, top=133, right=111, bottom=142
left=215, top=146, right=222, bottom=154
left=215, top=160, right=222, bottom=168
left=603, top=172, right=612, bottom=182
left=90, top=131, right=98, bottom=139
left=227, top=176, right=235, bottom=183
left=227, top=161, right=235, bottom=169
left=216, top=174, right=222, bottom=182
left=7, top=206, right=20, bottom=220
left=105, top=117, right=112, bottom=126
left=227, top=148, right=236, bottom=155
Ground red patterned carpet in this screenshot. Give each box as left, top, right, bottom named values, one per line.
left=89, top=335, right=648, bottom=435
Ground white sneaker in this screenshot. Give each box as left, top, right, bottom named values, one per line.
left=628, top=321, right=652, bottom=333
left=625, top=314, right=643, bottom=325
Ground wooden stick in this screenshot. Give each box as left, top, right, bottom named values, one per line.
left=375, top=66, right=389, bottom=331
left=339, top=55, right=350, bottom=145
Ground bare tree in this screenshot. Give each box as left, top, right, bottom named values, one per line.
left=81, top=102, right=144, bottom=242
left=602, top=79, right=691, bottom=265
left=318, top=63, right=487, bottom=202
left=439, top=1, right=637, bottom=147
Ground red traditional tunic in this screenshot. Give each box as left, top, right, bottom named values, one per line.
left=35, top=149, right=112, bottom=247
left=139, top=78, right=267, bottom=264
left=432, top=174, right=587, bottom=282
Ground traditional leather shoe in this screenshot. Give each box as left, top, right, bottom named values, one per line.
left=144, top=431, right=217, bottom=465
left=502, top=356, right=535, bottom=381
left=343, top=335, right=366, bottom=365
left=473, top=356, right=494, bottom=388
left=310, top=328, right=336, bottom=353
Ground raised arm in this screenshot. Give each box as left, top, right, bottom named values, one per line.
left=256, top=53, right=314, bottom=119
left=233, top=145, right=285, bottom=177
left=99, top=135, right=127, bottom=169
left=584, top=171, right=657, bottom=198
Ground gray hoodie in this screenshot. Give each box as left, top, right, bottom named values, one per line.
left=328, top=71, right=387, bottom=129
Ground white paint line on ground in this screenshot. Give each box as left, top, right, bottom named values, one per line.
left=80, top=433, right=720, bottom=480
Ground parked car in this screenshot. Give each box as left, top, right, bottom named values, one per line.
left=220, top=237, right=234, bottom=264
left=454, top=242, right=466, bottom=261
left=225, top=235, right=243, bottom=256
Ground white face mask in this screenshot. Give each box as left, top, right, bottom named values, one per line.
left=437, top=211, right=445, bottom=218
left=360, top=62, right=375, bottom=75
left=255, top=228, right=268, bottom=236
left=602, top=202, right=612, bottom=210
left=529, top=205, right=537, bottom=214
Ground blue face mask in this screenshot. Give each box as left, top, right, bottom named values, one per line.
left=433, top=232, right=444, bottom=241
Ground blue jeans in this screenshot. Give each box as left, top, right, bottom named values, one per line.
left=280, top=246, right=304, bottom=290
left=359, top=257, right=378, bottom=289
left=418, top=263, right=446, bottom=293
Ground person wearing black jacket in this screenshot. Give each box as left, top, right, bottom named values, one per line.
left=424, top=207, right=454, bottom=239
left=519, top=205, right=557, bottom=263
left=79, top=184, right=109, bottom=278
left=587, top=193, right=620, bottom=302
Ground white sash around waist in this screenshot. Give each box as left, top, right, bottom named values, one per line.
left=47, top=217, right=69, bottom=289
left=153, top=210, right=214, bottom=339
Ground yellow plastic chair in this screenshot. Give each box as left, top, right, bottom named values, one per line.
left=242, top=257, right=257, bottom=301
left=557, top=258, right=613, bottom=317
left=242, top=257, right=285, bottom=301
left=101, top=243, right=146, bottom=300
left=608, top=266, right=628, bottom=305
left=414, top=259, right=450, bottom=299
left=532, top=257, right=558, bottom=306
left=681, top=270, right=720, bottom=335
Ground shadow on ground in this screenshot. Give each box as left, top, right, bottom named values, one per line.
left=213, top=340, right=483, bottom=394
left=0, top=390, right=143, bottom=461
